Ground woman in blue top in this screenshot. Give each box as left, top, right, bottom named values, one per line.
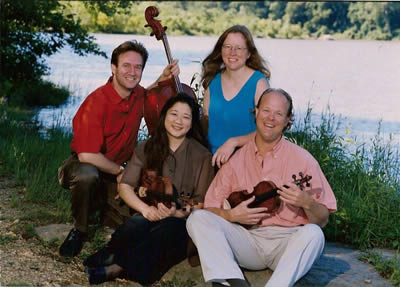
left=201, top=25, right=271, bottom=167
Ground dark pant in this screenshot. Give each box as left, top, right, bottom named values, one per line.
left=58, top=154, right=110, bottom=233
left=109, top=215, right=189, bottom=285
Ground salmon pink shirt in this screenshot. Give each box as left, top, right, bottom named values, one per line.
left=204, top=136, right=337, bottom=227
left=70, top=78, right=146, bottom=165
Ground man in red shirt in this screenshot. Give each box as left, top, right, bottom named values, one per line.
left=57, top=40, right=180, bottom=257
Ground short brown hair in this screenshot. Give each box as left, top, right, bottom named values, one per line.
left=111, top=40, right=149, bottom=69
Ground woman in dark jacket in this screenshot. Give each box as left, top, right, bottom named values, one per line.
left=84, top=93, right=214, bottom=285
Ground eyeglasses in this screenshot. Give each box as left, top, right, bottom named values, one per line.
left=222, top=44, right=248, bottom=53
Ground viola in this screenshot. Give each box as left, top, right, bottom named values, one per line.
left=135, top=168, right=197, bottom=210
left=226, top=173, right=312, bottom=213
left=144, top=6, right=197, bottom=135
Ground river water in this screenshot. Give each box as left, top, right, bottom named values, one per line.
left=36, top=34, right=400, bottom=146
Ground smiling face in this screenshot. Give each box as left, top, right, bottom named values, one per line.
left=111, top=51, right=143, bottom=98
left=164, top=102, right=192, bottom=142
left=255, top=91, right=291, bottom=147
left=221, top=32, right=250, bottom=71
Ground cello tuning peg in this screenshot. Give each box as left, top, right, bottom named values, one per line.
left=299, top=172, right=304, bottom=178
left=292, top=174, right=297, bottom=180
left=164, top=26, right=168, bottom=32
left=144, top=24, right=149, bottom=27
left=150, top=32, right=154, bottom=36
left=306, top=182, right=310, bottom=187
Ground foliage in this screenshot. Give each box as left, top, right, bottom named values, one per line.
left=64, top=1, right=400, bottom=40
left=360, top=250, right=400, bottom=286
left=286, top=107, right=400, bottom=250
left=2, top=103, right=400, bottom=252
left=4, top=80, right=69, bottom=107
left=0, top=105, right=72, bottom=222
left=0, top=0, right=131, bottom=106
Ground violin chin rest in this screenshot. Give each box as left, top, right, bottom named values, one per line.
left=223, top=199, right=232, bottom=210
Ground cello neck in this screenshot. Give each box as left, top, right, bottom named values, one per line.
left=161, top=33, right=183, bottom=93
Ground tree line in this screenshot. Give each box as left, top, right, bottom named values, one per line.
left=73, top=1, right=400, bottom=40
left=1, top=1, right=399, bottom=107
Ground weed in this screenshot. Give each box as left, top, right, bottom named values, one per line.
left=360, top=251, right=400, bottom=286
left=0, top=234, right=17, bottom=245
left=153, top=276, right=197, bottom=287
left=6, top=282, right=31, bottom=287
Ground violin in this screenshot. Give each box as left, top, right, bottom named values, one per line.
left=227, top=173, right=312, bottom=213
left=144, top=6, right=197, bottom=135
left=135, top=168, right=197, bottom=210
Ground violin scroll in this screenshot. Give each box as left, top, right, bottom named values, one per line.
left=292, top=172, right=312, bottom=190
left=144, top=6, right=167, bottom=40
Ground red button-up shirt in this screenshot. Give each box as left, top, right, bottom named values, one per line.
left=70, top=78, right=146, bottom=165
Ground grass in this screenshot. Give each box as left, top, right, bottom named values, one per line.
left=0, top=234, right=18, bottom=246
left=286, top=106, right=400, bottom=250
left=1, top=102, right=399, bottom=284
left=360, top=250, right=400, bottom=286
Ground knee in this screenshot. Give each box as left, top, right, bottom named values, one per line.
left=186, top=209, right=214, bottom=235
left=73, top=163, right=100, bottom=186
left=301, top=224, right=325, bottom=249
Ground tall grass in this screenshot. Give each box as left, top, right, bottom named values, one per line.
left=0, top=105, right=72, bottom=222
left=287, top=107, right=400, bottom=250
left=1, top=103, right=399, bottom=251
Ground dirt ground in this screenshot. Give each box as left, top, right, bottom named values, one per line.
left=0, top=165, right=138, bottom=286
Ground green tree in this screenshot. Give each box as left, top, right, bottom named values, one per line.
left=0, top=0, right=132, bottom=106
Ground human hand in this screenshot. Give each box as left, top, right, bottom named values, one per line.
left=142, top=205, right=162, bottom=221
left=230, top=196, right=269, bottom=225
left=157, top=202, right=176, bottom=219
left=278, top=182, right=313, bottom=209
left=212, top=138, right=236, bottom=168
left=162, top=59, right=180, bottom=79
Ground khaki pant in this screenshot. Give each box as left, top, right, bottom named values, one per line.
left=58, top=154, right=132, bottom=232
left=187, top=210, right=325, bottom=287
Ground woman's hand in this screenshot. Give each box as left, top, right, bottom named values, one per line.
left=157, top=202, right=176, bottom=219
left=142, top=205, right=162, bottom=222
left=212, top=138, right=237, bottom=168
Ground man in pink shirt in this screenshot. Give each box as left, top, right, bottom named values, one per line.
left=187, top=88, right=337, bottom=287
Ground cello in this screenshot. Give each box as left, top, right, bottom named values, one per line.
left=144, top=6, right=197, bottom=135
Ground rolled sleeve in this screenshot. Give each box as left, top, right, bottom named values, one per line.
left=204, top=162, right=237, bottom=208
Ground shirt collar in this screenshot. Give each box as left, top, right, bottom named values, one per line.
left=169, top=137, right=189, bottom=156
left=252, top=135, right=286, bottom=159
left=106, top=77, right=137, bottom=105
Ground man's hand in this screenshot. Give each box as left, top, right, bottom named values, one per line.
left=212, top=138, right=237, bottom=168
left=278, top=182, right=313, bottom=209
left=162, top=59, right=180, bottom=80
left=229, top=196, right=269, bottom=225
left=278, top=182, right=330, bottom=227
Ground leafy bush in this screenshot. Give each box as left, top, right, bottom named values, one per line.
left=6, top=80, right=69, bottom=107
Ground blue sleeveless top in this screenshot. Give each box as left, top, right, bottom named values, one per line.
left=208, top=70, right=267, bottom=154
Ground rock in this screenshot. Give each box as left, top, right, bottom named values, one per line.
left=35, top=224, right=72, bottom=242
left=161, top=242, right=393, bottom=287
left=33, top=224, right=395, bottom=286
